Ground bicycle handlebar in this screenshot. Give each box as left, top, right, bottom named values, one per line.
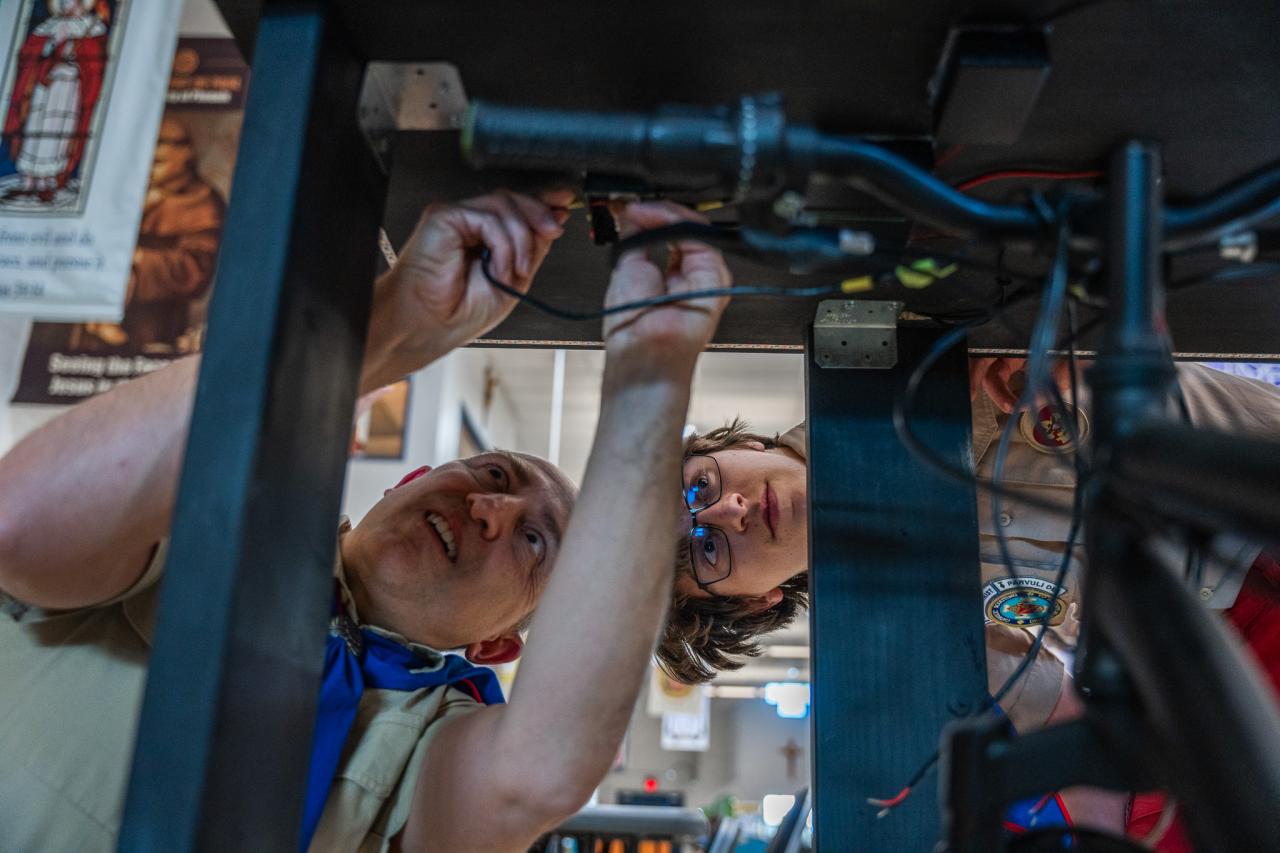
left=462, top=97, right=1280, bottom=248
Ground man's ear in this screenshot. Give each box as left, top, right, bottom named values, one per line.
left=394, top=461, right=435, bottom=489
left=741, top=440, right=767, bottom=452
left=741, top=586, right=784, bottom=614
left=464, top=633, right=524, bottom=666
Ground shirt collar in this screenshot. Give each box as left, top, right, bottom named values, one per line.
left=971, top=389, right=1001, bottom=466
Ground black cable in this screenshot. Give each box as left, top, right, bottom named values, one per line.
left=874, top=216, right=1085, bottom=816
left=891, top=309, right=1081, bottom=518
left=990, top=214, right=1073, bottom=573
left=607, top=219, right=1041, bottom=285
left=478, top=249, right=844, bottom=321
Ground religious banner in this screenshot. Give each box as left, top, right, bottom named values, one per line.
left=0, top=0, right=183, bottom=318
left=660, top=689, right=711, bottom=752
left=647, top=664, right=707, bottom=717
left=11, top=37, right=246, bottom=403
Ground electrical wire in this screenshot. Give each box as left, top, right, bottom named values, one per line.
left=478, top=249, right=846, bottom=321
left=872, top=216, right=1085, bottom=818
left=956, top=170, right=1103, bottom=193
left=891, top=308, right=1083, bottom=518
left=990, top=213, right=1074, bottom=574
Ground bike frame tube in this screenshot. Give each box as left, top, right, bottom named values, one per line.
left=465, top=101, right=1280, bottom=248
left=1081, top=141, right=1280, bottom=852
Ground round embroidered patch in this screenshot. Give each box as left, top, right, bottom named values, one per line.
left=1018, top=402, right=1089, bottom=454
left=987, top=589, right=1066, bottom=626
left=982, top=576, right=1069, bottom=626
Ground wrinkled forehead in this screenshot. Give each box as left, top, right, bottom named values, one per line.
left=501, top=450, right=577, bottom=519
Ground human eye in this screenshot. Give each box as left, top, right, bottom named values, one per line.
left=523, top=527, right=546, bottom=561
left=684, top=461, right=715, bottom=499
left=473, top=458, right=510, bottom=490
left=693, top=529, right=720, bottom=566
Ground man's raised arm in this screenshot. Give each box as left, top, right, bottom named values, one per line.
left=403, top=202, right=731, bottom=852
left=0, top=191, right=566, bottom=610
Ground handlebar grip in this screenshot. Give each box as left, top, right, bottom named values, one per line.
left=462, top=100, right=739, bottom=184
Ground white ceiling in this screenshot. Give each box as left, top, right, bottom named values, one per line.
left=479, top=348, right=808, bottom=486
left=476, top=346, right=812, bottom=682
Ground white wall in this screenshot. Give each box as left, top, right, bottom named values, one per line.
left=340, top=348, right=526, bottom=525
left=598, top=689, right=812, bottom=812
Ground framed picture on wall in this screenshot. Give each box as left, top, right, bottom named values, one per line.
left=352, top=379, right=410, bottom=459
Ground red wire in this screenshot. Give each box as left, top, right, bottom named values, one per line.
left=955, top=169, right=1103, bottom=192
left=867, top=786, right=912, bottom=816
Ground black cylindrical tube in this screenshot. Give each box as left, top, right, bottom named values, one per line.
left=1164, top=162, right=1280, bottom=246
left=807, top=134, right=1044, bottom=239
left=1090, top=142, right=1175, bottom=449
left=462, top=101, right=737, bottom=185
left=1105, top=142, right=1164, bottom=352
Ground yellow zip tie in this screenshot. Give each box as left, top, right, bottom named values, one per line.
left=695, top=200, right=726, bottom=212
left=840, top=276, right=875, bottom=293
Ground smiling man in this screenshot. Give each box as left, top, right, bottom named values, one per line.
left=0, top=191, right=731, bottom=852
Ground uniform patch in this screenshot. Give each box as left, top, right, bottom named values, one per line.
left=1018, top=402, right=1089, bottom=454
left=983, top=576, right=1068, bottom=626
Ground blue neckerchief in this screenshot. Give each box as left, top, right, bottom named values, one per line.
left=298, top=615, right=505, bottom=850
left=994, top=704, right=1073, bottom=845
left=1006, top=792, right=1071, bottom=843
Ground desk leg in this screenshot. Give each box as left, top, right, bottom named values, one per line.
left=805, top=327, right=986, bottom=851
left=119, top=5, right=386, bottom=850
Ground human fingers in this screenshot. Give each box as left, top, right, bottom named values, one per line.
left=537, top=187, right=576, bottom=226
left=419, top=203, right=515, bottom=283
left=613, top=199, right=709, bottom=238
left=504, top=190, right=566, bottom=240
left=506, top=191, right=570, bottom=282
left=461, top=192, right=537, bottom=279
left=614, top=201, right=728, bottom=294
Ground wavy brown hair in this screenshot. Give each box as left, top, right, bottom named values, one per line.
left=655, top=419, right=809, bottom=685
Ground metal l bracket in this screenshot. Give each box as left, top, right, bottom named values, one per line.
left=813, top=299, right=903, bottom=369
left=357, top=62, right=469, bottom=172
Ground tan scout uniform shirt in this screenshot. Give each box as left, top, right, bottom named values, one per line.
left=779, top=363, right=1280, bottom=733
left=0, top=522, right=481, bottom=852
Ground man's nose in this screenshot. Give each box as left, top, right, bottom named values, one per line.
left=698, top=492, right=749, bottom=532
left=467, top=493, right=523, bottom=540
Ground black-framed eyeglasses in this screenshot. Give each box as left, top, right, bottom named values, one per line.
left=682, top=454, right=732, bottom=590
